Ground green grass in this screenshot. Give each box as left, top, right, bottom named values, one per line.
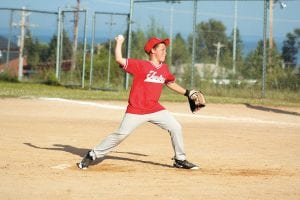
left=0, top=81, right=129, bottom=101
left=0, top=81, right=299, bottom=107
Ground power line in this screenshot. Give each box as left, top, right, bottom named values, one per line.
left=134, top=3, right=300, bottom=23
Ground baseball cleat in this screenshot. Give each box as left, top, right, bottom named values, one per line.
left=78, top=150, right=96, bottom=169
left=173, top=159, right=199, bottom=170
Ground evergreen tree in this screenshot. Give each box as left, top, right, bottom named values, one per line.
left=244, top=40, right=264, bottom=79
left=172, top=33, right=190, bottom=67
left=24, top=31, right=39, bottom=67
left=48, top=30, right=73, bottom=63
left=188, top=19, right=227, bottom=63
left=146, top=17, right=168, bottom=39
left=244, top=38, right=287, bottom=89
left=282, top=31, right=298, bottom=69
left=227, top=28, right=244, bottom=75
left=171, top=33, right=190, bottom=77
left=130, top=28, right=146, bottom=59
left=295, top=28, right=300, bottom=50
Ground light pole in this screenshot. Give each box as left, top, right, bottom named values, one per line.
left=263, top=0, right=286, bottom=97
left=268, top=0, right=287, bottom=65
left=269, top=0, right=287, bottom=52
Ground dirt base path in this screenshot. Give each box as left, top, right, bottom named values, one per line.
left=1, top=98, right=299, bottom=200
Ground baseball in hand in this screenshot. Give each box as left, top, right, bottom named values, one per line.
left=117, top=34, right=124, bottom=40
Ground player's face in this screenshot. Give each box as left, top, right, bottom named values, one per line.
left=153, top=43, right=167, bottom=63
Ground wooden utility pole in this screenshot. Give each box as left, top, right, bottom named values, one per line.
left=14, top=7, right=33, bottom=81
left=17, top=8, right=26, bottom=81
left=268, top=0, right=274, bottom=66
left=269, top=0, right=274, bottom=51
left=214, top=42, right=225, bottom=68
left=71, top=0, right=80, bottom=71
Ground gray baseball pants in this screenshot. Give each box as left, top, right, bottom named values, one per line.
left=92, top=109, right=186, bottom=161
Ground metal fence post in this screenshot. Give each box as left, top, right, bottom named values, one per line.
left=55, top=7, right=61, bottom=80
left=89, top=12, right=96, bottom=89
left=191, top=0, right=198, bottom=88
left=81, top=10, right=88, bottom=88
left=125, top=0, right=134, bottom=90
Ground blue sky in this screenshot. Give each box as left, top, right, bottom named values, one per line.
left=1, top=0, right=299, bottom=44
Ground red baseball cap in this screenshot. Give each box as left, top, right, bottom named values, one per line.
left=144, top=37, right=170, bottom=54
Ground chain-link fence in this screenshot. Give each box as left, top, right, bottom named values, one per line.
left=89, top=12, right=129, bottom=90
left=57, top=9, right=88, bottom=88
left=132, top=0, right=299, bottom=93
left=0, top=8, right=58, bottom=82
left=0, top=1, right=299, bottom=95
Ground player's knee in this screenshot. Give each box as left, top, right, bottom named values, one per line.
left=169, top=122, right=182, bottom=134
left=114, top=131, right=130, bottom=140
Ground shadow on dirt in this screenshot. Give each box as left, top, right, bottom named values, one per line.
left=244, top=103, right=300, bottom=116
left=23, top=143, right=173, bottom=168
left=24, top=143, right=89, bottom=157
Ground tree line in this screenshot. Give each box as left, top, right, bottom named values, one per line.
left=22, top=18, right=300, bottom=90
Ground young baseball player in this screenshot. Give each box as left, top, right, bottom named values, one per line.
left=78, top=35, right=203, bottom=170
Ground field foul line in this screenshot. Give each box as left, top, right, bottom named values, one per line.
left=40, top=97, right=299, bottom=127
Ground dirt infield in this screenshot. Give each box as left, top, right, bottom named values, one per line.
left=1, top=98, right=300, bottom=200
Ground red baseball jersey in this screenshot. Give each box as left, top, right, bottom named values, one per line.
left=121, top=58, right=175, bottom=114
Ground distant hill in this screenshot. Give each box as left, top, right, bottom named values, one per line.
left=0, top=36, right=18, bottom=50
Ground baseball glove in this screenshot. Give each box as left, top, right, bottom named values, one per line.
left=184, top=89, right=206, bottom=113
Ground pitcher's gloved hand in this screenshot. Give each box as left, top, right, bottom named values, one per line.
left=184, top=89, right=206, bottom=113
